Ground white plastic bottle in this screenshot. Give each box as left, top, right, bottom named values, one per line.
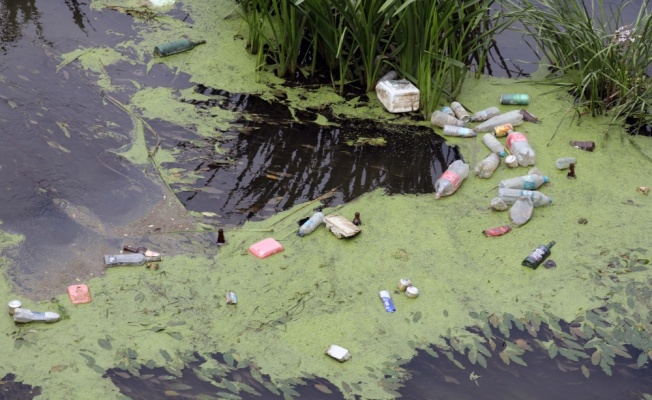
left=298, top=211, right=325, bottom=237
left=510, top=196, right=534, bottom=226
left=497, top=188, right=552, bottom=207
left=499, top=174, right=549, bottom=190
left=475, top=153, right=500, bottom=179
left=482, top=134, right=505, bottom=156
left=470, top=107, right=500, bottom=122
left=450, top=101, right=470, bottom=122
left=435, top=160, right=469, bottom=199
left=506, top=131, right=536, bottom=166
left=473, top=110, right=524, bottom=133
left=13, top=308, right=60, bottom=323
left=431, top=110, right=466, bottom=128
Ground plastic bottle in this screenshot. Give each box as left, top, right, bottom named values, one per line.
left=506, top=131, right=536, bottom=166
left=441, top=106, right=455, bottom=117
left=528, top=167, right=544, bottom=177
left=154, top=39, right=207, bottom=57
left=376, top=70, right=398, bottom=85
left=443, top=125, right=476, bottom=137
left=298, top=211, right=325, bottom=237
left=434, top=160, right=470, bottom=199
left=555, top=157, right=576, bottom=169
left=522, top=241, right=556, bottom=269
left=509, top=196, right=534, bottom=226
left=104, top=254, right=162, bottom=267
left=470, top=107, right=500, bottom=122
left=431, top=110, right=466, bottom=128
left=450, top=101, right=470, bottom=122
left=475, top=153, right=500, bottom=179
left=473, top=110, right=524, bottom=133
left=379, top=290, right=396, bottom=313
left=13, top=308, right=60, bottom=323
left=497, top=188, right=552, bottom=207
left=500, top=94, right=529, bottom=105
left=482, top=134, right=505, bottom=156
left=499, top=174, right=549, bottom=190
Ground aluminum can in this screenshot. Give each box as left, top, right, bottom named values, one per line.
left=493, top=123, right=513, bottom=137
left=500, top=94, right=529, bottom=105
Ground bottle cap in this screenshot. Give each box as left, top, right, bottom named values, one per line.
left=405, top=286, right=419, bottom=298
left=8, top=300, right=21, bottom=315
left=379, top=290, right=391, bottom=298
left=505, top=155, right=518, bottom=167
left=543, top=176, right=549, bottom=183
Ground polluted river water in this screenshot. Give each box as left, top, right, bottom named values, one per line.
left=1, top=0, right=652, bottom=399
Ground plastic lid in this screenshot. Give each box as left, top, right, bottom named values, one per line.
left=8, top=300, right=21, bottom=308
left=406, top=286, right=420, bottom=297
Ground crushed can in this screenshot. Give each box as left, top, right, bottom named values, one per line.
left=500, top=94, right=529, bottom=105
left=493, top=124, right=513, bottom=138
left=483, top=225, right=512, bottom=237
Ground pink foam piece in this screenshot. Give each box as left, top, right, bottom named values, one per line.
left=249, top=238, right=284, bottom=259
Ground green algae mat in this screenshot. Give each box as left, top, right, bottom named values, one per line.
left=1, top=0, right=652, bottom=399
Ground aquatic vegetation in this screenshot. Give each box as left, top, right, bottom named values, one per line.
left=239, top=0, right=516, bottom=118
left=509, top=0, right=652, bottom=130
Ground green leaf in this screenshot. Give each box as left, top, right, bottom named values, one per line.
left=468, top=348, right=477, bottom=365
left=548, top=343, right=559, bottom=359
left=412, top=311, right=422, bottom=323
left=223, top=352, right=235, bottom=367
left=581, top=365, right=590, bottom=378
left=98, top=338, right=112, bottom=350
left=508, top=353, right=528, bottom=366
left=160, top=349, right=173, bottom=363
left=476, top=353, right=487, bottom=369
left=637, top=351, right=648, bottom=367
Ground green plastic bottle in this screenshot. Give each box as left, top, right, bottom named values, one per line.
left=154, top=39, right=206, bottom=57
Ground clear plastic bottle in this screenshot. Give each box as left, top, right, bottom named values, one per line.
left=473, top=110, right=524, bottom=133
left=499, top=174, right=549, bottom=190
left=298, top=211, right=325, bottom=237
left=13, top=308, right=60, bottom=323
left=154, top=39, right=206, bottom=57
left=555, top=157, right=576, bottom=170
left=481, top=134, right=505, bottom=156
left=475, top=153, right=500, bottom=179
left=431, top=110, right=466, bottom=128
left=450, top=101, right=470, bottom=122
left=470, top=107, right=500, bottom=122
left=506, top=131, right=536, bottom=166
left=104, top=254, right=162, bottom=267
left=443, top=125, right=476, bottom=137
left=441, top=106, right=455, bottom=117
left=509, top=196, right=534, bottom=226
left=497, top=188, right=552, bottom=207
left=435, top=160, right=469, bottom=199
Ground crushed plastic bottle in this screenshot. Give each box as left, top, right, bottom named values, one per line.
left=499, top=174, right=549, bottom=190
left=555, top=157, right=576, bottom=170
left=13, top=308, right=60, bottom=323
left=431, top=110, right=466, bottom=128
left=475, top=153, right=500, bottom=179
left=497, top=188, right=552, bottom=207
left=473, top=110, right=523, bottom=133
left=434, top=160, right=469, bottom=199
left=490, top=197, right=508, bottom=211
left=298, top=211, right=325, bottom=237
left=450, top=101, right=470, bottom=122
left=509, top=196, right=534, bottom=226
left=482, top=134, right=505, bottom=156
left=506, top=131, right=536, bottom=166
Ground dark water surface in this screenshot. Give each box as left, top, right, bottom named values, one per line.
left=1, top=0, right=650, bottom=399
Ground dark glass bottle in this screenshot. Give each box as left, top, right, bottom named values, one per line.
left=567, top=163, right=576, bottom=179
left=123, top=245, right=147, bottom=254
left=522, top=241, right=555, bottom=269
left=217, top=229, right=226, bottom=246
left=352, top=212, right=362, bottom=226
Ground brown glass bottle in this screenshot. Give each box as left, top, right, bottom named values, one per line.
left=217, top=229, right=226, bottom=246
left=567, top=163, right=576, bottom=179
left=522, top=241, right=555, bottom=269
left=352, top=212, right=361, bottom=226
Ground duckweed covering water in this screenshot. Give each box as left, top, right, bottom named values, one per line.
left=1, top=0, right=652, bottom=399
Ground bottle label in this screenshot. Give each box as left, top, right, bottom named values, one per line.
left=506, top=132, right=527, bottom=150
left=440, top=170, right=461, bottom=188
left=522, top=176, right=536, bottom=190
left=529, top=247, right=547, bottom=262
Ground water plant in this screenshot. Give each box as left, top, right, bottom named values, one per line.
left=239, top=0, right=514, bottom=118
left=510, top=0, right=652, bottom=130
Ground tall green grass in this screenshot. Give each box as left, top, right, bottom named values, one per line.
left=509, top=0, right=651, bottom=129
left=239, top=0, right=514, bottom=118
